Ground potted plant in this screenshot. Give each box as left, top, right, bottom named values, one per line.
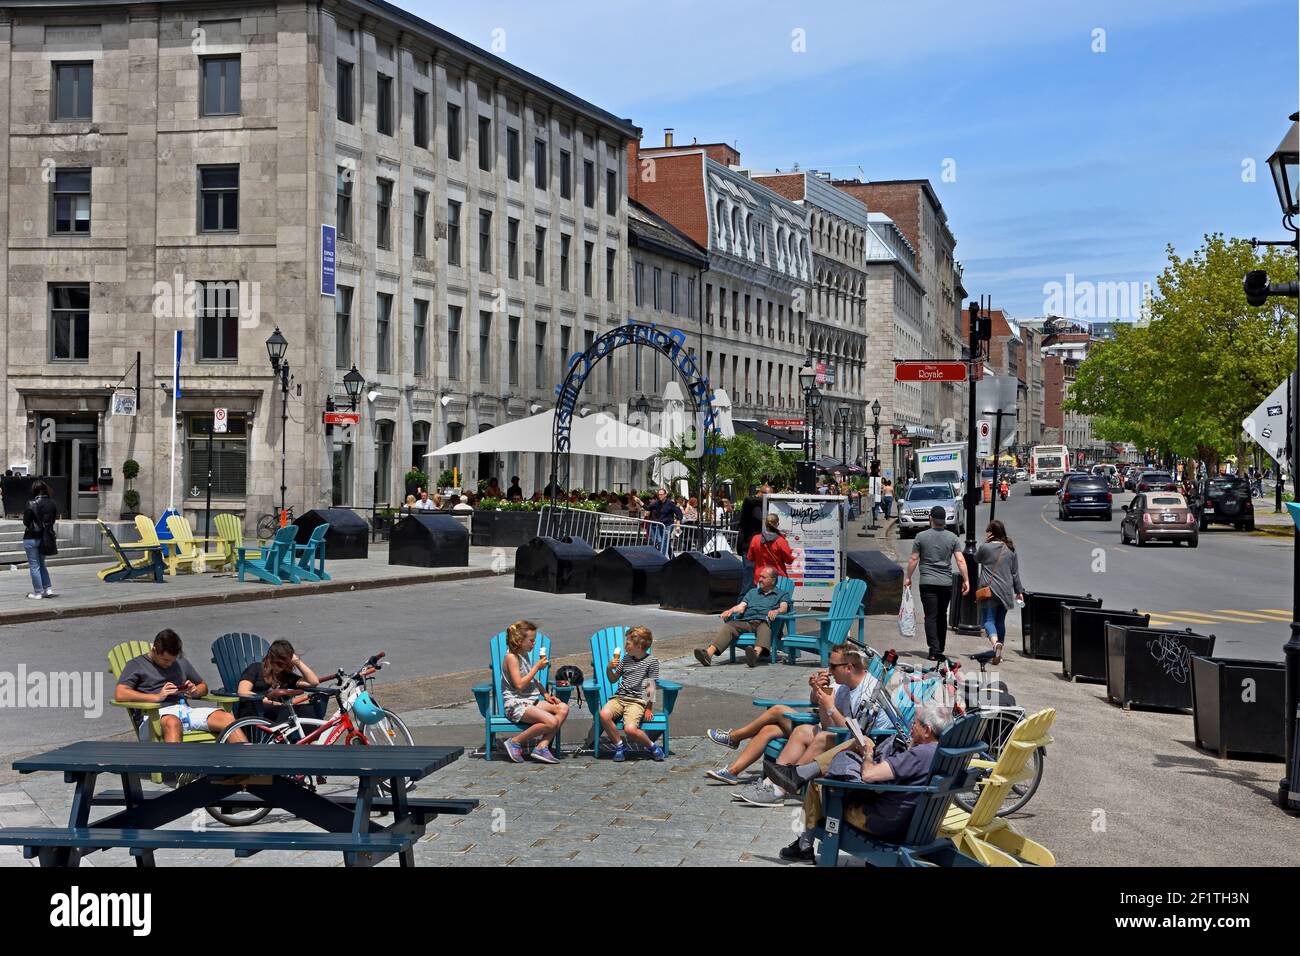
left=437, top=469, right=458, bottom=495
left=120, top=459, right=141, bottom=519
left=404, top=467, right=429, bottom=499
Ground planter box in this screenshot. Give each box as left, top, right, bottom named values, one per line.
left=1105, top=625, right=1215, bottom=711
left=1021, top=591, right=1102, bottom=660
left=1190, top=656, right=1287, bottom=760
left=514, top=536, right=596, bottom=594
left=586, top=546, right=669, bottom=605
left=1063, top=607, right=1149, bottom=682
left=471, top=509, right=541, bottom=548
left=389, top=514, right=468, bottom=568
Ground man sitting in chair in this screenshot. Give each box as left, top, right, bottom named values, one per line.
left=779, top=701, right=955, bottom=863
left=693, top=566, right=790, bottom=668
left=115, top=629, right=246, bottom=744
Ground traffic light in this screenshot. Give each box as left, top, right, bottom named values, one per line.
left=870, top=460, right=881, bottom=478
left=1244, top=270, right=1271, bottom=307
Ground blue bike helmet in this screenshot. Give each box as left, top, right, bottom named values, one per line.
left=349, top=690, right=386, bottom=726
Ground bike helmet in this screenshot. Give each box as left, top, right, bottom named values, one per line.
left=348, top=689, right=386, bottom=726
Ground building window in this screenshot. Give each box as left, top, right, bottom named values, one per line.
left=534, top=139, right=547, bottom=189
left=506, top=128, right=521, bottom=181
left=376, top=292, right=392, bottom=372
left=653, top=267, right=662, bottom=310
left=331, top=438, right=353, bottom=507
left=376, top=73, right=393, bottom=135
left=447, top=200, right=461, bottom=266
left=507, top=217, right=519, bottom=279
left=606, top=168, right=617, bottom=215
left=478, top=209, right=492, bottom=273
left=559, top=326, right=571, bottom=381
left=200, top=56, right=240, bottom=116
left=376, top=178, right=393, bottom=250
left=687, top=276, right=697, bottom=318
left=605, top=248, right=616, bottom=303
left=413, top=189, right=428, bottom=257
left=478, top=311, right=492, bottom=383
left=559, top=150, right=572, bottom=199
left=411, top=420, right=430, bottom=471
left=374, top=420, right=394, bottom=505
left=413, top=298, right=428, bottom=378
left=198, top=165, right=238, bottom=233
left=583, top=160, right=595, bottom=208
left=583, top=241, right=594, bottom=296
left=51, top=168, right=91, bottom=234
left=52, top=63, right=92, bottom=121
left=447, top=104, right=462, bottom=161
left=634, top=262, right=644, bottom=307
left=49, top=283, right=90, bottom=362
left=508, top=315, right=520, bottom=384
left=560, top=234, right=571, bottom=291
left=187, top=413, right=248, bottom=497
left=197, top=281, right=238, bottom=362
left=336, top=61, right=354, bottom=123
left=534, top=226, right=546, bottom=285
left=669, top=272, right=679, bottom=315
left=413, top=89, right=428, bottom=147
left=447, top=305, right=462, bottom=379
left=534, top=320, right=547, bottom=388
left=336, top=166, right=353, bottom=240
left=478, top=115, right=492, bottom=171
left=335, top=285, right=353, bottom=369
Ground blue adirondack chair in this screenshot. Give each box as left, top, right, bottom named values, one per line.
left=293, top=524, right=330, bottom=581
left=210, top=633, right=271, bottom=696
left=581, top=626, right=683, bottom=757
left=237, top=525, right=298, bottom=585
left=812, top=712, right=987, bottom=867
left=471, top=632, right=576, bottom=760
left=774, top=578, right=868, bottom=665
left=728, top=574, right=796, bottom=664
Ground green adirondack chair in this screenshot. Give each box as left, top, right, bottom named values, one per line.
left=581, top=626, right=683, bottom=757
left=774, top=577, right=868, bottom=665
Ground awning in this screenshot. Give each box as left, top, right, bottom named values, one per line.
left=733, top=419, right=802, bottom=450
left=426, top=409, right=668, bottom=461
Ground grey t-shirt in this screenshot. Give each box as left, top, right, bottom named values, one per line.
left=912, top=528, right=961, bottom=587
left=117, top=654, right=204, bottom=705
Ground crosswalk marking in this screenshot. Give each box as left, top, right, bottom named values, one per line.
left=1210, top=609, right=1289, bottom=620
left=1141, top=608, right=1291, bottom=626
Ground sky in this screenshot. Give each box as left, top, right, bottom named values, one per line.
left=409, top=0, right=1298, bottom=321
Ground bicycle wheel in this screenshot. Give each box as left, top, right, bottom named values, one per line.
left=208, top=716, right=322, bottom=826
left=255, top=512, right=278, bottom=540
left=358, top=709, right=415, bottom=795
left=953, top=712, right=1045, bottom=817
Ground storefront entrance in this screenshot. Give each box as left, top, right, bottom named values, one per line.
left=38, top=415, right=99, bottom=517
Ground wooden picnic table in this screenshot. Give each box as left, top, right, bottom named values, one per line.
left=1, top=741, right=474, bottom=867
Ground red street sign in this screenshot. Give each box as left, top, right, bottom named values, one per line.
left=767, top=419, right=805, bottom=429
left=894, top=361, right=969, bottom=382
left=323, top=411, right=359, bottom=426
left=894, top=438, right=911, bottom=446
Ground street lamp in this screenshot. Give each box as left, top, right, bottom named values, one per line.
left=265, top=327, right=292, bottom=518
left=799, top=359, right=817, bottom=463
left=808, top=387, right=823, bottom=461
left=343, top=365, right=365, bottom=411
left=1268, top=112, right=1299, bottom=224
left=834, top=405, right=851, bottom=462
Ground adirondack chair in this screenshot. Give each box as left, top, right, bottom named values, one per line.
left=581, top=626, right=684, bottom=757
left=812, top=712, right=987, bottom=867
left=774, top=578, right=868, bottom=666
left=210, top=633, right=271, bottom=696
left=165, top=514, right=225, bottom=575
left=237, top=525, right=298, bottom=585
left=728, top=574, right=796, bottom=664
left=292, top=524, right=330, bottom=582
left=940, top=709, right=1057, bottom=867
left=470, top=632, right=576, bottom=760
left=214, top=513, right=260, bottom=568
left=129, top=514, right=195, bottom=578
left=95, top=520, right=164, bottom=583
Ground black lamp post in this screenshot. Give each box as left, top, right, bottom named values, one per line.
left=810, top=391, right=823, bottom=462
left=343, top=365, right=365, bottom=410
left=799, top=359, right=817, bottom=463
left=835, top=405, right=851, bottom=463
left=870, top=398, right=883, bottom=470
left=265, top=327, right=291, bottom=518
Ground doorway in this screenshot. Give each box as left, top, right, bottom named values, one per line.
left=38, top=415, right=99, bottom=517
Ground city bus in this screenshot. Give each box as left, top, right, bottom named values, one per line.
left=1029, top=444, right=1071, bottom=494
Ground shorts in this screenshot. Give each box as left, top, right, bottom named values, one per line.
left=154, top=704, right=220, bottom=733
left=604, top=697, right=648, bottom=730
left=504, top=696, right=541, bottom=723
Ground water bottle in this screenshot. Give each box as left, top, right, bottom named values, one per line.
left=1015, top=596, right=1025, bottom=609
left=176, top=697, right=191, bottom=732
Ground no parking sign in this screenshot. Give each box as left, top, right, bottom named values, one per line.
left=213, top=407, right=227, bottom=433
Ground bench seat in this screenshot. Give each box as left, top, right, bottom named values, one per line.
left=91, top=791, right=477, bottom=819
left=0, top=826, right=414, bottom=860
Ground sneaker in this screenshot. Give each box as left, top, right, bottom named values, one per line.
left=650, top=744, right=665, bottom=762
left=764, top=761, right=805, bottom=797
left=744, top=646, right=759, bottom=668
left=693, top=647, right=712, bottom=667
left=503, top=739, right=525, bottom=763
left=705, top=767, right=743, bottom=785
left=734, top=782, right=784, bottom=807
left=612, top=742, right=626, bottom=762
left=26, top=592, right=43, bottom=600
left=42, top=589, right=55, bottom=598
left=779, top=838, right=815, bottom=863
left=530, top=746, right=560, bottom=765
left=707, top=728, right=735, bottom=748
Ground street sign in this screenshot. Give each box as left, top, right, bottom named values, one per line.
left=213, top=407, right=227, bottom=433
left=894, top=361, right=968, bottom=382
left=1243, top=373, right=1294, bottom=471
left=767, top=419, right=805, bottom=429
left=977, top=420, right=992, bottom=457
left=323, top=411, right=360, bottom=426
left=111, top=391, right=137, bottom=417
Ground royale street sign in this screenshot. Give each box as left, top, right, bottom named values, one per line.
left=323, top=411, right=360, bottom=426
left=894, top=360, right=971, bottom=382
left=767, top=418, right=806, bottom=429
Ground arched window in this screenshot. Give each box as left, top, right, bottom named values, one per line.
left=715, top=199, right=727, bottom=247
left=731, top=208, right=743, bottom=254
left=745, top=213, right=755, bottom=259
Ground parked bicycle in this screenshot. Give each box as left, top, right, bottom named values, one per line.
left=256, top=505, right=296, bottom=540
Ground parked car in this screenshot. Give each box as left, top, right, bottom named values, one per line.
left=896, top=481, right=965, bottom=539
left=1120, top=492, right=1198, bottom=547
left=1058, top=473, right=1114, bottom=521
left=1134, top=471, right=1178, bottom=493
left=1197, top=476, right=1255, bottom=531
left=1015, top=468, right=1028, bottom=482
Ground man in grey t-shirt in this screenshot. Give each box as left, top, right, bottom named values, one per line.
left=904, top=505, right=970, bottom=660
left=114, top=629, right=245, bottom=743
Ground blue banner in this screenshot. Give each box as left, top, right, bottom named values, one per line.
left=321, top=224, right=336, bottom=297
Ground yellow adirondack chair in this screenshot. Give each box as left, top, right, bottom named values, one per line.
left=214, top=513, right=260, bottom=567
left=134, top=514, right=190, bottom=576
left=165, top=514, right=225, bottom=574
left=940, top=708, right=1057, bottom=867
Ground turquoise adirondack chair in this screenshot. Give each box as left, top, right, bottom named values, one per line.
left=812, top=712, right=988, bottom=867
left=471, top=632, right=576, bottom=760
left=728, top=575, right=796, bottom=664
left=581, top=626, right=683, bottom=758
left=237, top=525, right=298, bottom=585
left=293, top=524, right=330, bottom=582
left=774, top=578, right=869, bottom=665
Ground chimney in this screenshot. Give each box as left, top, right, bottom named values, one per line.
left=664, top=128, right=674, bottom=147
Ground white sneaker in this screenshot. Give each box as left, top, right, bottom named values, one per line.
left=26, top=592, right=43, bottom=600
left=43, top=589, right=55, bottom=598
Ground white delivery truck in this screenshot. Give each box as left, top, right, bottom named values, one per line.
left=915, top=442, right=966, bottom=498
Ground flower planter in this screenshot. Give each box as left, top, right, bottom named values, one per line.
left=471, top=509, right=542, bottom=548
left=1020, top=591, right=1102, bottom=660
left=514, top=536, right=596, bottom=594
left=1190, top=656, right=1286, bottom=760
left=1062, top=606, right=1148, bottom=683
left=1104, top=624, right=1215, bottom=711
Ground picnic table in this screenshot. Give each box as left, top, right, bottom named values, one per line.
left=0, top=741, right=475, bottom=867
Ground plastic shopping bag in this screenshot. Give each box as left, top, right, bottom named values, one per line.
left=898, top=588, right=916, bottom=638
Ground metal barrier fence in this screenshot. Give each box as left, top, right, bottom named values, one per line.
left=536, top=506, right=739, bottom=557
left=670, top=522, right=740, bottom=556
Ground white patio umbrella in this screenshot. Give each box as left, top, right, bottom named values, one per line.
left=711, top=388, right=736, bottom=438
left=425, top=408, right=667, bottom=461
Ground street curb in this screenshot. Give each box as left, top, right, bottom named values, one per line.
left=0, top=564, right=513, bottom=627
left=1252, top=526, right=1295, bottom=538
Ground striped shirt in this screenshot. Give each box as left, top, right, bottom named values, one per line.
left=613, top=652, right=659, bottom=704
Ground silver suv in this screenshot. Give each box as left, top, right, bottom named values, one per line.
left=897, top=482, right=965, bottom=539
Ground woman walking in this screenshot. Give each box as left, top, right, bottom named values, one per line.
left=22, top=481, right=58, bottom=600
left=745, top=513, right=794, bottom=583
left=975, top=519, right=1023, bottom=665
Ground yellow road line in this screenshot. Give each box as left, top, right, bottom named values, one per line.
left=1210, top=610, right=1288, bottom=621
left=1142, top=612, right=1229, bottom=624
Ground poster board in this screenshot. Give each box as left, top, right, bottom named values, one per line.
left=763, top=494, right=846, bottom=606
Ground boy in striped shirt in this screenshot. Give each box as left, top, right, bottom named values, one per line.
left=600, top=626, right=664, bottom=762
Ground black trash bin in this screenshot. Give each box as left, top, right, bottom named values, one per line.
left=295, top=508, right=369, bottom=559
left=1104, top=625, right=1215, bottom=710
left=514, top=536, right=596, bottom=594
left=1062, top=606, right=1148, bottom=682
left=1190, top=656, right=1287, bottom=759
left=659, top=551, right=745, bottom=613
left=1021, top=591, right=1102, bottom=659
left=845, top=550, right=904, bottom=616
left=388, top=514, right=469, bottom=568
left=586, top=546, right=669, bottom=605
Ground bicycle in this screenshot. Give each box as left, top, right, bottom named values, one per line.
left=211, top=652, right=413, bottom=826
left=256, top=505, right=296, bottom=540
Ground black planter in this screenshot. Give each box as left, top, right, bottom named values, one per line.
left=1021, top=591, right=1102, bottom=660
left=586, top=546, right=670, bottom=605
left=1190, top=656, right=1287, bottom=760
left=389, top=514, right=469, bottom=568
left=1062, top=607, right=1149, bottom=682
left=296, top=508, right=369, bottom=559
left=471, top=510, right=541, bottom=548
left=514, top=536, right=596, bottom=593
left=659, top=551, right=745, bottom=613
left=1104, top=625, right=1215, bottom=711
left=845, top=549, right=904, bottom=616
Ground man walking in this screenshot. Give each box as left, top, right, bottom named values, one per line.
left=903, top=505, right=969, bottom=660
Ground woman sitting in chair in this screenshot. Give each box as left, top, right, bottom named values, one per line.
left=236, top=639, right=322, bottom=725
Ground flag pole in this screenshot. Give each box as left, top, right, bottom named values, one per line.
left=169, top=330, right=181, bottom=511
